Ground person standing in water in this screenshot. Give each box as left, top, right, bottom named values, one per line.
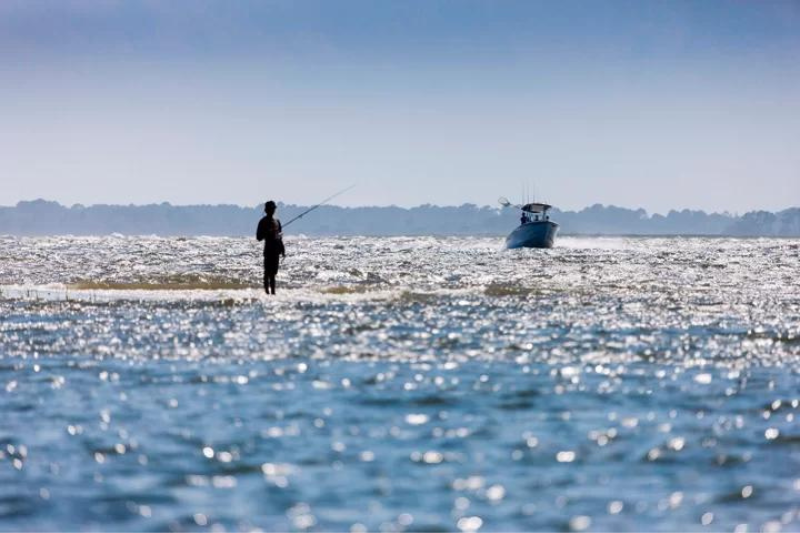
left=256, top=201, right=285, bottom=295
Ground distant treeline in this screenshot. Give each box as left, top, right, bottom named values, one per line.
left=1, top=199, right=799, bottom=237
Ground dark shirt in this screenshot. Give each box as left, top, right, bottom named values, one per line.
left=256, top=216, right=285, bottom=256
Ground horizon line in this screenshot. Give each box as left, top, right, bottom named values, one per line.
left=5, top=197, right=800, bottom=218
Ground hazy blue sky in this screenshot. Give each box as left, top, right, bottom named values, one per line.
left=2, top=0, right=798, bottom=213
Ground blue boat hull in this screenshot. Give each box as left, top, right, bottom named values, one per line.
left=505, top=221, right=559, bottom=249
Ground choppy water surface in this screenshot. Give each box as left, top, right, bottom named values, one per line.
left=1, top=235, right=799, bottom=532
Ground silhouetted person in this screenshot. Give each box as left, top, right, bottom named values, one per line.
left=256, top=201, right=285, bottom=295
left=520, top=213, right=527, bottom=225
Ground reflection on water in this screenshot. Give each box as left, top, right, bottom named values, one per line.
left=0, top=235, right=799, bottom=531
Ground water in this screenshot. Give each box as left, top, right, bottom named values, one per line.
left=1, top=235, right=799, bottom=532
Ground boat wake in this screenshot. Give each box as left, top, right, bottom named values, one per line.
left=557, top=236, right=631, bottom=250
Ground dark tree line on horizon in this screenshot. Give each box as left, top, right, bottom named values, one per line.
left=1, top=199, right=798, bottom=237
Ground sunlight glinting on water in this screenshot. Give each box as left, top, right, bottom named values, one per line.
left=1, top=235, right=799, bottom=531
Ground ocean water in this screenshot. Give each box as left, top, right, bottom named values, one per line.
left=1, top=235, right=799, bottom=532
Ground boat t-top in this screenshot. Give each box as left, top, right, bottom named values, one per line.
left=499, top=198, right=559, bottom=249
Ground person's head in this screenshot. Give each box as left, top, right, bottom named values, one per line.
left=264, top=200, right=277, bottom=216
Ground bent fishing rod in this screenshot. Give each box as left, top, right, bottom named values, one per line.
left=282, top=184, right=357, bottom=228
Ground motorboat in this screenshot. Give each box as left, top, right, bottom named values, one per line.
left=500, top=199, right=559, bottom=249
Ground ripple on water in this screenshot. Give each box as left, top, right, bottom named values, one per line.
left=0, top=236, right=799, bottom=531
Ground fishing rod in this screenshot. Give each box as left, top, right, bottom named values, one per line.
left=282, top=184, right=357, bottom=228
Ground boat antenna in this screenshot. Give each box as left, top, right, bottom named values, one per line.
left=282, top=184, right=357, bottom=228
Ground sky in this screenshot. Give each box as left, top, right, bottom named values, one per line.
left=1, top=0, right=799, bottom=213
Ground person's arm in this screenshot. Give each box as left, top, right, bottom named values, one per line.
left=256, top=218, right=264, bottom=241
left=278, top=220, right=286, bottom=256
